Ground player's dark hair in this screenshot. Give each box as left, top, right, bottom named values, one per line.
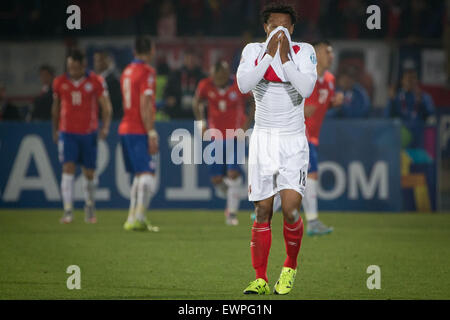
left=311, top=40, right=331, bottom=48
left=261, top=1, right=297, bottom=25
left=135, top=36, right=152, bottom=55
left=67, top=49, right=85, bottom=63
left=39, top=64, right=55, bottom=76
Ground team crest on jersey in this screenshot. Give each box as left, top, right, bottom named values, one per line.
left=329, top=81, right=334, bottom=90
left=208, top=91, right=216, bottom=99
left=310, top=53, right=317, bottom=65
left=62, top=83, right=68, bottom=90
left=84, top=82, right=93, bottom=92
left=228, top=91, right=237, bottom=100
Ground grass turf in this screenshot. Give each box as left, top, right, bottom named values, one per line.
left=0, top=209, right=449, bottom=300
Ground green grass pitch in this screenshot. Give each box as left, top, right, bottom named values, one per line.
left=1, top=209, right=449, bottom=300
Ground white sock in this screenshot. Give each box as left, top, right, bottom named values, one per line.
left=302, top=178, right=318, bottom=221
left=135, top=174, right=157, bottom=222
left=214, top=180, right=228, bottom=199
left=273, top=193, right=281, bottom=213
left=224, top=176, right=242, bottom=214
left=61, top=173, right=74, bottom=212
left=127, top=176, right=140, bottom=223
left=83, top=177, right=96, bottom=207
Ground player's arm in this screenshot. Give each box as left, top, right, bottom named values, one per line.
left=236, top=34, right=281, bottom=94
left=192, top=93, right=207, bottom=134
left=330, top=91, right=344, bottom=107
left=51, top=90, right=60, bottom=144
left=280, top=36, right=317, bottom=99
left=98, top=94, right=112, bottom=139
left=141, top=92, right=159, bottom=155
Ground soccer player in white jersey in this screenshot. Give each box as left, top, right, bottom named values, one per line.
left=237, top=2, right=317, bottom=295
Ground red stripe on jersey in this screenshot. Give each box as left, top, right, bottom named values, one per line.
left=254, top=55, right=282, bottom=83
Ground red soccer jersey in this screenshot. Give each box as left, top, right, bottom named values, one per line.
left=53, top=72, right=106, bottom=134
left=305, top=71, right=335, bottom=145
left=196, top=77, right=249, bottom=139
left=119, top=60, right=156, bottom=135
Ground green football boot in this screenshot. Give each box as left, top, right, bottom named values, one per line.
left=132, top=219, right=148, bottom=231
left=243, top=278, right=270, bottom=295
left=273, top=267, right=297, bottom=295
left=123, top=221, right=135, bottom=231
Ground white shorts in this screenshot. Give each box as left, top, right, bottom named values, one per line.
left=247, top=128, right=309, bottom=201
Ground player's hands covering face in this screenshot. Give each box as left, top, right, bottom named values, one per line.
left=279, top=33, right=290, bottom=63
left=267, top=31, right=282, bottom=57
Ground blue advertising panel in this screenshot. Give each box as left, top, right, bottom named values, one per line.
left=0, top=120, right=402, bottom=211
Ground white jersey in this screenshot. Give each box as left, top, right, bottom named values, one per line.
left=236, top=41, right=317, bottom=135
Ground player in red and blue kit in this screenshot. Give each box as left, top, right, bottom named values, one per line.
left=52, top=49, right=112, bottom=224
left=193, top=61, right=254, bottom=226
left=299, top=40, right=343, bottom=235
left=120, top=36, right=159, bottom=232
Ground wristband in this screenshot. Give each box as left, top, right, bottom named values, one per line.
left=148, top=129, right=158, bottom=138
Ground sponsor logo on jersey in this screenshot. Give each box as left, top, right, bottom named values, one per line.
left=310, top=53, right=317, bottom=65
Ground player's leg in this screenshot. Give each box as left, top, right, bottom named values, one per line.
left=60, top=162, right=76, bottom=223
left=223, top=169, right=242, bottom=226
left=124, top=174, right=140, bottom=230
left=120, top=135, right=139, bottom=230
left=81, top=168, right=96, bottom=223
left=274, top=189, right=304, bottom=295
left=223, top=138, right=243, bottom=225
left=134, top=172, right=158, bottom=231
left=303, top=143, right=333, bottom=236
left=272, top=133, right=308, bottom=295
left=251, top=192, right=280, bottom=221
left=81, top=132, right=98, bottom=224
left=243, top=196, right=273, bottom=295
left=131, top=135, right=158, bottom=232
left=58, top=132, right=78, bottom=223
left=244, top=128, right=277, bottom=294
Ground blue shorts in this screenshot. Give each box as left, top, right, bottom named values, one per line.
left=120, top=134, right=155, bottom=174
left=308, top=142, right=318, bottom=174
left=58, top=131, right=97, bottom=169
left=206, top=138, right=243, bottom=177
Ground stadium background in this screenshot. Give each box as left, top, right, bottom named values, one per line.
left=0, top=0, right=449, bottom=213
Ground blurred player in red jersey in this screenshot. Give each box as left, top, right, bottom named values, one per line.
left=52, top=49, right=112, bottom=224
left=193, top=61, right=254, bottom=226
left=120, top=36, right=160, bottom=232
left=271, top=40, right=344, bottom=235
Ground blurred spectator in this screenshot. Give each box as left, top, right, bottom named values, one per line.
left=385, top=64, right=435, bottom=123
left=93, top=50, right=123, bottom=120
left=337, top=50, right=374, bottom=101
left=385, top=62, right=436, bottom=149
left=327, top=67, right=370, bottom=118
left=0, top=83, right=21, bottom=121
left=31, top=64, right=54, bottom=121
left=163, top=49, right=205, bottom=119
left=157, top=1, right=177, bottom=39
